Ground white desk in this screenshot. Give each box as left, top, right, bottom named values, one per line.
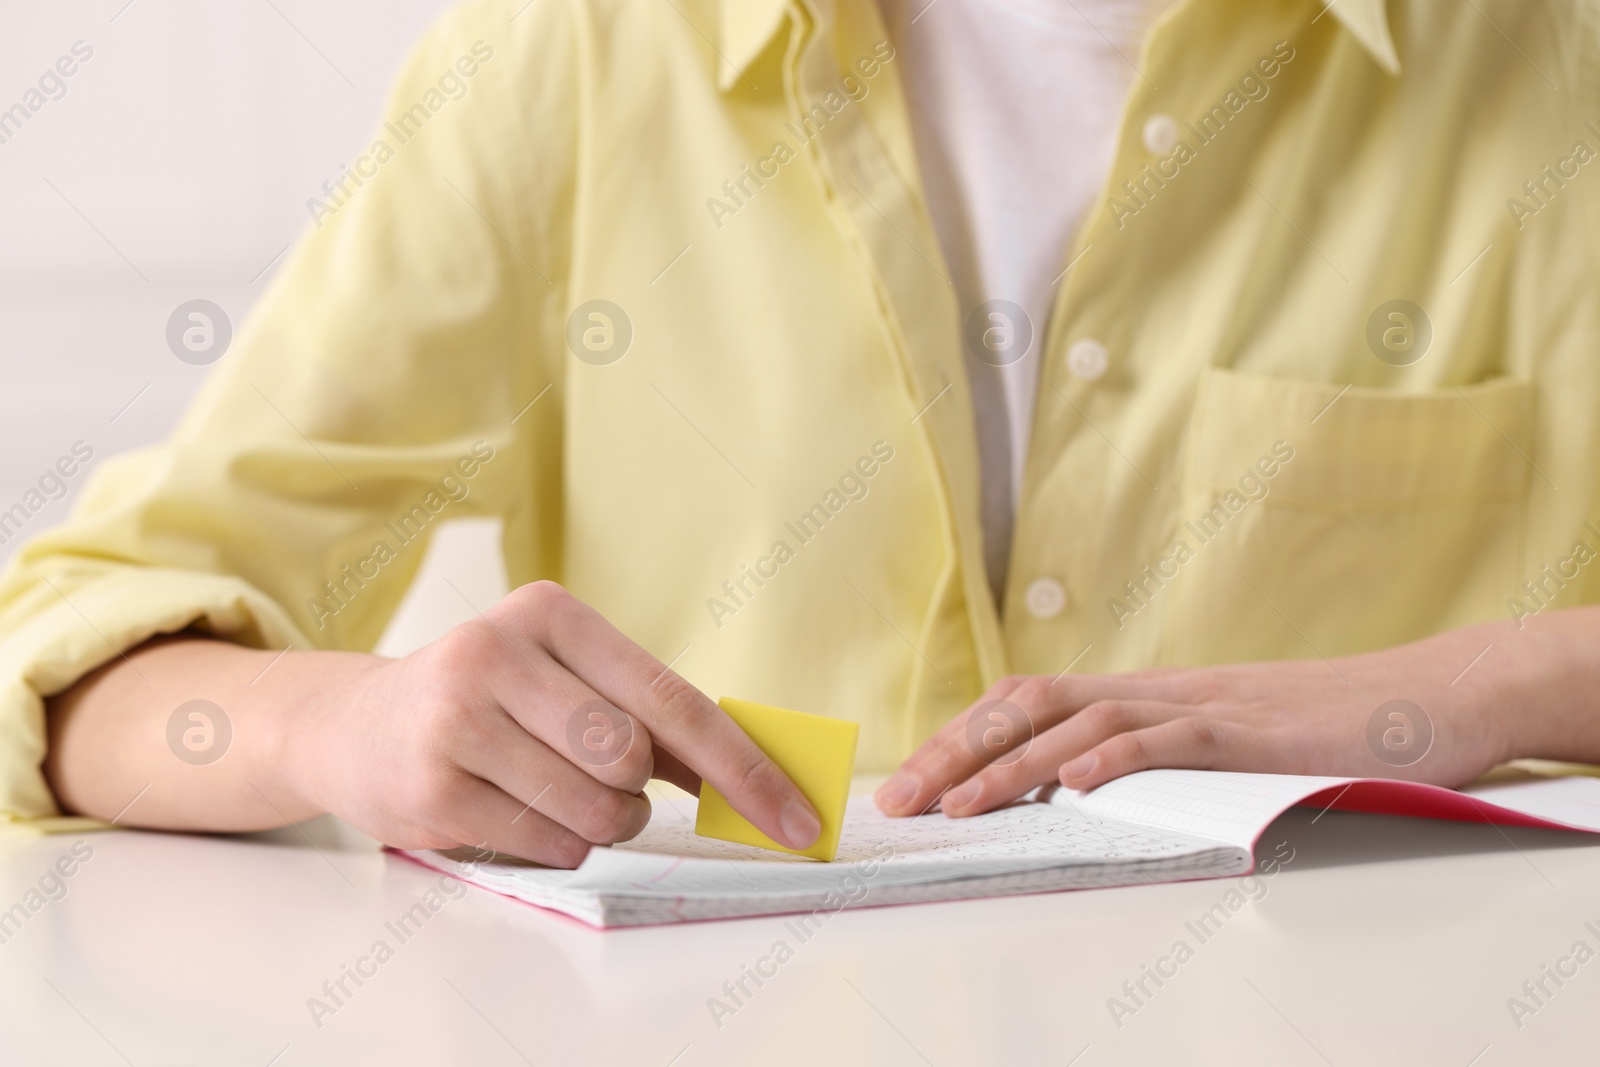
left=2, top=784, right=1597, bottom=1067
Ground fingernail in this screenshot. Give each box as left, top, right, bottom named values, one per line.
left=943, top=780, right=979, bottom=810
left=779, top=800, right=821, bottom=849
left=1062, top=753, right=1097, bottom=780
left=876, top=774, right=919, bottom=811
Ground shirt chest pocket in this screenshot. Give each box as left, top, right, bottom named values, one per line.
left=1161, top=368, right=1534, bottom=666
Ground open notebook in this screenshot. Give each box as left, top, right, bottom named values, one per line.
left=399, top=769, right=1600, bottom=928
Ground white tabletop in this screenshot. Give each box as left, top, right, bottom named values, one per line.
left=2, top=781, right=1597, bottom=1067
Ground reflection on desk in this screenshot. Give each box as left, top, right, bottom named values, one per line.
left=0, top=790, right=1596, bottom=1066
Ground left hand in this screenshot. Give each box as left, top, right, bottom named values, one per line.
left=875, top=620, right=1522, bottom=819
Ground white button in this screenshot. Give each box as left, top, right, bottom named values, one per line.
left=1142, top=113, right=1179, bottom=155
left=1066, top=339, right=1108, bottom=381
left=1024, top=578, right=1066, bottom=620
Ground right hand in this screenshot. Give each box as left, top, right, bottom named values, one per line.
left=290, top=581, right=820, bottom=867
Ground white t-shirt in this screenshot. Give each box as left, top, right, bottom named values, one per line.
left=877, top=0, right=1168, bottom=603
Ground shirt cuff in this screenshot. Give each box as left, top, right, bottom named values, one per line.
left=0, top=564, right=312, bottom=824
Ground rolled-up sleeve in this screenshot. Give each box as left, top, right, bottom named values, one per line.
left=0, top=0, right=575, bottom=823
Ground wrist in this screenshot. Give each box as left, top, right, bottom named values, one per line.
left=1466, top=607, right=1600, bottom=765
left=1470, top=620, right=1528, bottom=767
left=259, top=648, right=387, bottom=817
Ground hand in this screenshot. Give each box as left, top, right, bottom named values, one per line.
left=874, top=619, right=1530, bottom=819
left=291, top=581, right=820, bottom=866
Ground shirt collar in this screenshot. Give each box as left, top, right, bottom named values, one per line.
left=718, top=0, right=1402, bottom=92
left=1326, top=0, right=1401, bottom=75
left=718, top=0, right=794, bottom=92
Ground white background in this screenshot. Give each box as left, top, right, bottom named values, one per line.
left=0, top=0, right=507, bottom=654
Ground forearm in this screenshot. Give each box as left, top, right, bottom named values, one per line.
left=43, top=635, right=377, bottom=831
left=38, top=581, right=823, bottom=867
left=882, top=603, right=1600, bottom=818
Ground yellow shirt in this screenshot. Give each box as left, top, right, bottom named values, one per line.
left=2, top=0, right=1598, bottom=823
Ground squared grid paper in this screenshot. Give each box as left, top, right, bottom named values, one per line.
left=1068, top=769, right=1353, bottom=851
left=406, top=771, right=1600, bottom=925
left=1466, top=777, right=1600, bottom=831
left=407, top=794, right=1247, bottom=926
left=598, top=796, right=1215, bottom=880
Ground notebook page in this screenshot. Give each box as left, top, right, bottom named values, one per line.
left=1440, top=776, right=1600, bottom=831
left=1063, top=769, right=1600, bottom=851
left=411, top=793, right=1240, bottom=918
left=568, top=795, right=1228, bottom=896
left=1062, top=769, right=1353, bottom=851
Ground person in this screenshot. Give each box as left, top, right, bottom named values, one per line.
left=4, top=0, right=1598, bottom=867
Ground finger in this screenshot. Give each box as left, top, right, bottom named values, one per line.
left=940, top=700, right=1185, bottom=817
left=428, top=771, right=595, bottom=868
left=498, top=582, right=821, bottom=850
left=452, top=707, right=652, bottom=845
left=649, top=748, right=701, bottom=797
left=874, top=676, right=1032, bottom=816
left=878, top=670, right=1210, bottom=816
left=1060, top=715, right=1234, bottom=792
left=912, top=675, right=1034, bottom=768
left=442, top=614, right=657, bottom=794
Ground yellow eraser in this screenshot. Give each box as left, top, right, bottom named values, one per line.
left=695, top=697, right=859, bottom=862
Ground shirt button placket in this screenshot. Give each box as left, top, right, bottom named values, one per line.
left=1023, top=577, right=1067, bottom=620
left=1066, top=338, right=1109, bottom=382
left=1142, top=113, right=1179, bottom=155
